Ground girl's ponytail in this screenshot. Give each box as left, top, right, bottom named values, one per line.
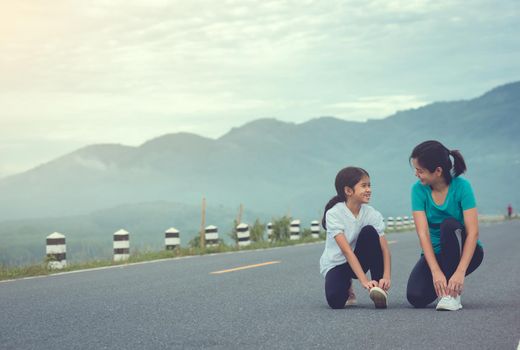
left=322, top=195, right=343, bottom=229
left=450, top=149, right=467, bottom=177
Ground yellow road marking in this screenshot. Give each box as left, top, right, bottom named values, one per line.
left=210, top=261, right=281, bottom=275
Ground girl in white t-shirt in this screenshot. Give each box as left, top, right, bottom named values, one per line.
left=320, top=166, right=392, bottom=309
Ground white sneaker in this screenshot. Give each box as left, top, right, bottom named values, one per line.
left=369, top=287, right=388, bottom=309
left=436, top=295, right=463, bottom=311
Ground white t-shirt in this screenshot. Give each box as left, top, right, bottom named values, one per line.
left=319, top=202, right=385, bottom=276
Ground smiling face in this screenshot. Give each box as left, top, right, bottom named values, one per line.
left=345, top=175, right=371, bottom=204
left=412, top=158, right=442, bottom=185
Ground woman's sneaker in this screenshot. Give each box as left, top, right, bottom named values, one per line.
left=369, top=287, right=388, bottom=309
left=436, top=295, right=463, bottom=311
left=345, top=285, right=357, bottom=306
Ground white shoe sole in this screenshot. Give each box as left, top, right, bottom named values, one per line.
left=436, top=303, right=463, bottom=311
left=369, top=287, right=388, bottom=309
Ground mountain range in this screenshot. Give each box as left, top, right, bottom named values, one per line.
left=1, top=81, right=519, bottom=264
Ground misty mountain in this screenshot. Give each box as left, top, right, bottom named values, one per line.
left=0, top=82, right=519, bottom=264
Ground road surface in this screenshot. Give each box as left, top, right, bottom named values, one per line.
left=1, top=221, right=519, bottom=349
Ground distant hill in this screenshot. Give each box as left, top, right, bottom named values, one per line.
left=0, top=81, right=519, bottom=264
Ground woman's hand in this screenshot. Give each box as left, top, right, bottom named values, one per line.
left=447, top=270, right=465, bottom=296
left=361, top=280, right=379, bottom=290
left=432, top=270, right=448, bottom=297
left=378, top=277, right=391, bottom=291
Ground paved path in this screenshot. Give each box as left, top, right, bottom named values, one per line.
left=1, top=221, right=519, bottom=349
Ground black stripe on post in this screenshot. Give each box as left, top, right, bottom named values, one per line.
left=165, top=232, right=179, bottom=238
left=114, top=248, right=129, bottom=254
left=238, top=237, right=250, bottom=242
left=47, top=253, right=66, bottom=261
left=114, top=235, right=129, bottom=241
left=46, top=238, right=66, bottom=245
left=237, top=227, right=249, bottom=233
left=205, top=228, right=218, bottom=233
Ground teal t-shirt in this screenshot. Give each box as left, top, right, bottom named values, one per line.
left=411, top=176, right=482, bottom=254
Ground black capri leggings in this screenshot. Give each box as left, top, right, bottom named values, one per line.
left=325, top=225, right=384, bottom=309
left=407, top=218, right=484, bottom=308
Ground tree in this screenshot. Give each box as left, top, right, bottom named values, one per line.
left=250, top=219, right=265, bottom=242
left=271, top=216, right=291, bottom=242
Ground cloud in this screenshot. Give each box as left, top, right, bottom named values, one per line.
left=72, top=155, right=110, bottom=171
left=325, top=95, right=429, bottom=120
left=2, top=0, right=516, bottom=97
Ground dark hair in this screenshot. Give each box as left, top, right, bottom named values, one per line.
left=410, top=140, right=466, bottom=184
left=322, top=166, right=369, bottom=229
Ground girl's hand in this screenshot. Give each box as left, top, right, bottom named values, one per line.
left=378, top=278, right=391, bottom=291
left=361, top=280, right=379, bottom=290
left=432, top=270, right=448, bottom=297
left=447, top=271, right=465, bottom=296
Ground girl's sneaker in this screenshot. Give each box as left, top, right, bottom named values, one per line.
left=369, top=287, right=388, bottom=309
left=436, top=295, right=463, bottom=311
left=345, top=285, right=357, bottom=306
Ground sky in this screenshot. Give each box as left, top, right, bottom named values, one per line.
left=1, top=0, right=519, bottom=178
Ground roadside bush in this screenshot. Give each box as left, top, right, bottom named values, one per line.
left=271, top=216, right=291, bottom=242
left=250, top=219, right=265, bottom=242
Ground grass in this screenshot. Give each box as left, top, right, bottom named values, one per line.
left=0, top=236, right=323, bottom=282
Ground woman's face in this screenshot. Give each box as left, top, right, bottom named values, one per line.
left=412, top=158, right=440, bottom=185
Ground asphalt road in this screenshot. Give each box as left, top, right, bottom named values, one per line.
left=1, top=221, right=519, bottom=350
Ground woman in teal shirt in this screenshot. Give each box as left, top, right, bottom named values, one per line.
left=407, top=140, right=484, bottom=311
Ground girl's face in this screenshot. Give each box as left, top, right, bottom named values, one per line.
left=412, top=158, right=442, bottom=185
left=345, top=175, right=371, bottom=204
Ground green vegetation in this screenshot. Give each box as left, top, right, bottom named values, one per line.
left=249, top=219, right=266, bottom=242
left=270, top=216, right=292, bottom=242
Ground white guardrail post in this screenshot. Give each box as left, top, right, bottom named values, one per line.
left=290, top=219, right=300, bottom=240
left=205, top=225, right=219, bottom=247
left=113, top=229, right=130, bottom=262
left=46, top=232, right=66, bottom=269
left=310, top=220, right=320, bottom=239
left=165, top=227, right=180, bottom=250
left=236, top=223, right=251, bottom=247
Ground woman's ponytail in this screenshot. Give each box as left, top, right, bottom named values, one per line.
left=450, top=149, right=467, bottom=177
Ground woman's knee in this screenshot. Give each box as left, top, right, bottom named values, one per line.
left=440, top=218, right=462, bottom=232
left=407, top=258, right=435, bottom=308
left=466, top=245, right=484, bottom=275
left=406, top=291, right=429, bottom=308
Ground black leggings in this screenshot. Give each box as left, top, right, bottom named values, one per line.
left=325, top=226, right=384, bottom=309
left=407, top=218, right=484, bottom=308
